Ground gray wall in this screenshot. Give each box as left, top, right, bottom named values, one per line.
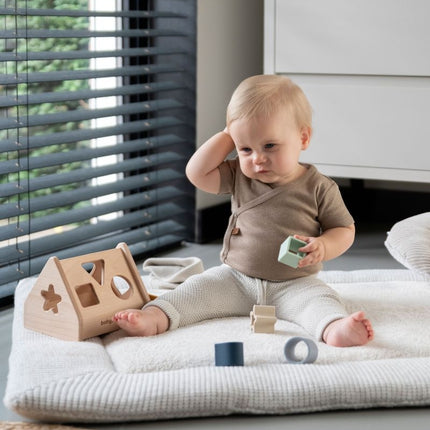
left=195, top=0, right=264, bottom=209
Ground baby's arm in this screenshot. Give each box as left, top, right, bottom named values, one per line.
left=186, top=130, right=235, bottom=194
left=295, top=224, right=355, bottom=268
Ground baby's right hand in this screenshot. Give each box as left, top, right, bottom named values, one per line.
left=294, top=235, right=326, bottom=268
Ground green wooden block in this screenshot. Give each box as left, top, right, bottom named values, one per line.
left=278, top=236, right=307, bottom=268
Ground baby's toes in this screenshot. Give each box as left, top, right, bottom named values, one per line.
left=127, top=312, right=139, bottom=324
left=363, top=319, right=374, bottom=338
left=113, top=310, right=128, bottom=321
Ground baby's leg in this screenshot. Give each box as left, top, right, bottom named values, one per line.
left=322, top=311, right=374, bottom=347
left=113, top=265, right=253, bottom=336
left=271, top=276, right=373, bottom=346
left=113, top=306, right=168, bottom=337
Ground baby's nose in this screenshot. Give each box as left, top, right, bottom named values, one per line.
left=253, top=153, right=266, bottom=164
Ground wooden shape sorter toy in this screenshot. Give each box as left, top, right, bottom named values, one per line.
left=24, top=242, right=151, bottom=341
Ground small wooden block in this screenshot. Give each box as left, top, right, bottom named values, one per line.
left=250, top=304, right=277, bottom=333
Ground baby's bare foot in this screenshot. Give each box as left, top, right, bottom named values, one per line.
left=323, top=311, right=374, bottom=347
left=113, top=307, right=168, bottom=337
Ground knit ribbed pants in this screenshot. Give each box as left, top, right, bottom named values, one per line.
left=144, top=264, right=348, bottom=341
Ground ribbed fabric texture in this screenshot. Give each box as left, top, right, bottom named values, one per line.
left=384, top=212, right=430, bottom=280
left=4, top=269, right=430, bottom=423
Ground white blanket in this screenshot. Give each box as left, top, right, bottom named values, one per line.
left=4, top=269, right=430, bottom=423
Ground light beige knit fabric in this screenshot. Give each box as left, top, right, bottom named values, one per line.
left=142, top=257, right=204, bottom=289
left=146, top=265, right=347, bottom=340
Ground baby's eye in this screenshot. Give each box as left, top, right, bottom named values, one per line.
left=240, top=147, right=252, bottom=153
left=264, top=143, right=276, bottom=149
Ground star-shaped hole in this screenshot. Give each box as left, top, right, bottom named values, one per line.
left=41, top=284, right=62, bottom=314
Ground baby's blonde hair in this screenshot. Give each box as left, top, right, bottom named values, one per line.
left=226, top=75, right=312, bottom=130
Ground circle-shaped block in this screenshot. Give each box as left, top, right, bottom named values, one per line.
left=284, top=337, right=318, bottom=364
left=214, top=342, right=244, bottom=366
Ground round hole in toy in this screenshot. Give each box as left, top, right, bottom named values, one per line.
left=111, top=276, right=133, bottom=300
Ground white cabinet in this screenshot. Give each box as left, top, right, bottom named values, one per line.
left=265, top=0, right=430, bottom=183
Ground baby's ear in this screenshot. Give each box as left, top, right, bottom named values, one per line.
left=300, top=126, right=312, bottom=150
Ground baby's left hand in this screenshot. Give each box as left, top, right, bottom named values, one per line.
left=294, top=235, right=326, bottom=268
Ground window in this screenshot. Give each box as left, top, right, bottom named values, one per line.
left=0, top=0, right=196, bottom=301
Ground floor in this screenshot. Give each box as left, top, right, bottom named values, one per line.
left=2, top=223, right=430, bottom=429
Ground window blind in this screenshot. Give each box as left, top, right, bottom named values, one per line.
left=0, top=0, right=196, bottom=300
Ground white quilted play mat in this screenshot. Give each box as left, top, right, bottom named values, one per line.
left=4, top=269, right=430, bottom=423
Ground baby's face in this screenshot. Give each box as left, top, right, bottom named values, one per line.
left=228, top=110, right=311, bottom=186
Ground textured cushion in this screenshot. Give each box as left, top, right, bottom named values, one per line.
left=4, top=269, right=430, bottom=423
left=385, top=213, right=430, bottom=278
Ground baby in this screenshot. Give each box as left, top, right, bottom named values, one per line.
left=114, top=75, right=373, bottom=347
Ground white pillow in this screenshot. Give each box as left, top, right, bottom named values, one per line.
left=385, top=212, right=430, bottom=278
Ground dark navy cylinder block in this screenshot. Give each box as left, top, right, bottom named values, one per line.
left=214, top=342, right=244, bottom=366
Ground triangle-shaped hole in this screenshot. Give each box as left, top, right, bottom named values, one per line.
left=81, top=260, right=105, bottom=285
